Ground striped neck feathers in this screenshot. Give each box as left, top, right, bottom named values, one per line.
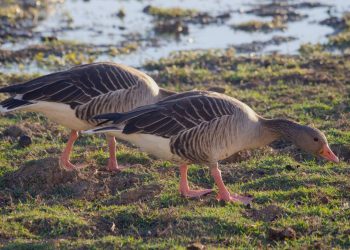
left=261, top=118, right=306, bottom=144
left=260, top=117, right=330, bottom=157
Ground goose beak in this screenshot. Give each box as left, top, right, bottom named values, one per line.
left=319, top=144, right=339, bottom=163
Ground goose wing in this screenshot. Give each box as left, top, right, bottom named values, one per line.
left=0, top=62, right=147, bottom=108
left=94, top=91, right=241, bottom=138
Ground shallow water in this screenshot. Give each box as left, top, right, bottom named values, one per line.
left=2, top=0, right=350, bottom=72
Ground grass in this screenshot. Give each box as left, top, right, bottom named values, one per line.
left=0, top=48, right=349, bottom=249
left=144, top=5, right=198, bottom=19
left=327, top=13, right=350, bottom=50
left=232, top=17, right=287, bottom=32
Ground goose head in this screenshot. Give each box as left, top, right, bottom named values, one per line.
left=263, top=118, right=339, bottom=163
left=291, top=125, right=339, bottom=163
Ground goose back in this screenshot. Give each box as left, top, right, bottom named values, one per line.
left=0, top=62, right=159, bottom=109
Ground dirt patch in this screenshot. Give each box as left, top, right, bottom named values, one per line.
left=268, top=227, right=296, bottom=241
left=1, top=157, right=149, bottom=201
left=2, top=125, right=31, bottom=138
left=1, top=121, right=61, bottom=147
left=187, top=242, right=205, bottom=250
left=332, top=144, right=350, bottom=162
left=245, top=204, right=284, bottom=222
left=105, top=183, right=162, bottom=205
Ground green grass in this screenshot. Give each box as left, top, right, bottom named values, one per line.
left=232, top=17, right=287, bottom=32
left=144, top=5, right=198, bottom=19
left=0, top=49, right=349, bottom=249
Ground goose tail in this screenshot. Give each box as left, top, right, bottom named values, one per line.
left=0, top=96, right=33, bottom=113
left=92, top=105, right=161, bottom=126
left=83, top=125, right=123, bottom=135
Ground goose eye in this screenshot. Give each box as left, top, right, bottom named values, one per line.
left=314, top=138, right=319, bottom=142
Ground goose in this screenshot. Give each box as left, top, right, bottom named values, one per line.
left=86, top=90, right=339, bottom=204
left=0, top=62, right=175, bottom=171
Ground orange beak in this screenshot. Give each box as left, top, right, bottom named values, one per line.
left=319, top=144, right=339, bottom=163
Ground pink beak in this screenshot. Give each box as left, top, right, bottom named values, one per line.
left=319, top=144, right=339, bottom=163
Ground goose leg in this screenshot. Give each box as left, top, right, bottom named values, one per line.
left=59, top=130, right=79, bottom=171
left=179, top=164, right=212, bottom=198
left=106, top=135, right=126, bottom=172
left=210, top=164, right=253, bottom=205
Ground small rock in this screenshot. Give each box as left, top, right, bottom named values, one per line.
left=285, top=164, right=296, bottom=171
left=18, top=135, right=32, bottom=147
left=117, top=9, right=126, bottom=18
left=269, top=227, right=296, bottom=240
left=295, top=200, right=303, bottom=206
left=187, top=242, right=205, bottom=250
left=40, top=36, right=58, bottom=42
left=216, top=12, right=231, bottom=20
left=248, top=204, right=283, bottom=222
left=283, top=227, right=296, bottom=239
left=143, top=5, right=152, bottom=13
left=319, top=196, right=329, bottom=204
left=110, top=222, right=116, bottom=232
left=257, top=170, right=265, bottom=176
left=245, top=203, right=252, bottom=209
left=342, top=202, right=349, bottom=210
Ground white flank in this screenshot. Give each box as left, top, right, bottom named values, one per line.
left=104, top=130, right=175, bottom=161
left=24, top=101, right=91, bottom=131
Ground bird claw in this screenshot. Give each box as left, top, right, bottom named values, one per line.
left=106, top=160, right=129, bottom=172
left=181, top=189, right=213, bottom=198
left=106, top=165, right=128, bottom=172
left=217, top=193, right=253, bottom=205
left=59, top=158, right=78, bottom=171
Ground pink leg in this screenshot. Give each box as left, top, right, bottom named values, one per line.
left=59, top=130, right=79, bottom=171
left=106, top=135, right=126, bottom=172
left=179, top=164, right=212, bottom=198
left=210, top=164, right=253, bottom=204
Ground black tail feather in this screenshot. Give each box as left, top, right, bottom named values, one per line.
left=0, top=98, right=32, bottom=111
left=93, top=113, right=125, bottom=126
left=92, top=105, right=162, bottom=125
left=0, top=84, right=25, bottom=93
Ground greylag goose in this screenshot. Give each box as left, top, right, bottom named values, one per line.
left=86, top=90, right=339, bottom=204
left=0, top=62, right=175, bottom=171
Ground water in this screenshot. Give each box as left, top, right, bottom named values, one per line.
left=1, top=0, right=350, bottom=72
